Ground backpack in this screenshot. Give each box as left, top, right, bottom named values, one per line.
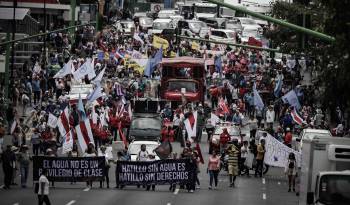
left=288, top=160, right=295, bottom=169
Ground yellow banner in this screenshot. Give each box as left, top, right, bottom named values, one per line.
left=152, top=35, right=169, bottom=50
left=191, top=41, right=200, bottom=51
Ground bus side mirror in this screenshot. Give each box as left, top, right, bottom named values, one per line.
left=307, top=192, right=314, bottom=204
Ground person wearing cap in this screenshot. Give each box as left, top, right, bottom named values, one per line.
left=1, top=145, right=16, bottom=189
left=18, top=145, right=30, bottom=188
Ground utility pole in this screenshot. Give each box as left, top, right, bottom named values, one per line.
left=69, top=0, right=77, bottom=41
left=43, top=0, right=47, bottom=68
left=10, top=0, right=17, bottom=96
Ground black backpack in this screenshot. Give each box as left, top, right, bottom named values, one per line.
left=288, top=160, right=295, bottom=169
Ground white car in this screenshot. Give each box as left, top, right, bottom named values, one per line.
left=210, top=29, right=237, bottom=44
left=211, top=122, right=242, bottom=144
left=240, top=26, right=262, bottom=43
left=158, top=9, right=179, bottom=19
left=114, top=20, right=135, bottom=35
left=236, top=17, right=262, bottom=34
left=127, top=141, right=161, bottom=161
left=151, top=18, right=174, bottom=34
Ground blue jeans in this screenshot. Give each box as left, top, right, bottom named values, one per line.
left=20, top=165, right=29, bottom=187
left=209, top=170, right=219, bottom=187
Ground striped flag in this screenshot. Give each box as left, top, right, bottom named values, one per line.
left=76, top=119, right=95, bottom=152
left=114, top=50, right=125, bottom=64
left=218, top=97, right=230, bottom=114
left=291, top=109, right=306, bottom=126
left=184, top=111, right=197, bottom=141
left=114, top=83, right=124, bottom=96
left=274, top=76, right=283, bottom=97
left=57, top=107, right=73, bottom=153
left=78, top=94, right=86, bottom=120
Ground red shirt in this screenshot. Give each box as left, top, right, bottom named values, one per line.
left=284, top=132, right=293, bottom=145
left=220, top=133, right=230, bottom=145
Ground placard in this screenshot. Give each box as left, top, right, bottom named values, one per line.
left=33, top=156, right=106, bottom=182
left=116, top=159, right=195, bottom=185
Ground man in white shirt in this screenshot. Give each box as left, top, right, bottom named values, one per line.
left=38, top=169, right=51, bottom=205
left=266, top=105, right=275, bottom=130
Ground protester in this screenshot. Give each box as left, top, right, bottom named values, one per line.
left=1, top=145, right=16, bottom=189
left=99, top=145, right=112, bottom=188
left=38, top=169, right=51, bottom=205
left=255, top=139, right=265, bottom=178
left=285, top=153, right=297, bottom=192
left=17, top=145, right=30, bottom=188
left=227, top=139, right=240, bottom=187
left=207, top=150, right=220, bottom=190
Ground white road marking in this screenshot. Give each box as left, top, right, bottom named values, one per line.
left=278, top=182, right=281, bottom=185
left=13, top=203, right=19, bottom=205
left=263, top=193, right=266, bottom=200
left=166, top=203, right=171, bottom=205
left=173, top=188, right=180, bottom=195
left=66, top=200, right=76, bottom=205
left=83, top=187, right=90, bottom=192
left=262, top=178, right=266, bottom=184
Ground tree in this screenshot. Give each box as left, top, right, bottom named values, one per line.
left=269, top=0, right=350, bottom=123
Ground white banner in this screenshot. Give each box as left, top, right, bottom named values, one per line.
left=47, top=113, right=58, bottom=128
left=264, top=133, right=301, bottom=168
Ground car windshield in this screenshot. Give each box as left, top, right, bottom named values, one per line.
left=226, top=32, right=236, bottom=38
left=318, top=175, right=350, bottom=205
left=226, top=22, right=241, bottom=30
left=153, top=22, right=170, bottom=29
left=128, top=144, right=159, bottom=155
left=242, top=29, right=259, bottom=37
left=168, top=81, right=197, bottom=93
left=240, top=18, right=256, bottom=25
left=195, top=6, right=217, bottom=14
left=140, top=18, right=153, bottom=25
left=131, top=118, right=161, bottom=130
left=189, top=22, right=207, bottom=30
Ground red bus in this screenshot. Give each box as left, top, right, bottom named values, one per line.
left=160, top=57, right=206, bottom=104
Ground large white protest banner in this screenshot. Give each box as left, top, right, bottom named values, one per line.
left=264, top=133, right=301, bottom=168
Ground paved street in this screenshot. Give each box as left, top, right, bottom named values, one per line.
left=0, top=132, right=298, bottom=205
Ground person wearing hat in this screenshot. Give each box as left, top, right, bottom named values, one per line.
left=1, top=145, right=16, bottom=189
left=18, top=145, right=30, bottom=188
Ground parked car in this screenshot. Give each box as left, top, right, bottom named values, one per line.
left=128, top=140, right=160, bottom=161
left=199, top=17, right=227, bottom=29
left=138, top=17, right=153, bottom=31
left=225, top=19, right=243, bottom=34
left=240, top=26, right=262, bottom=43
left=210, top=29, right=237, bottom=44
left=157, top=9, right=180, bottom=19
left=236, top=17, right=262, bottom=34
left=151, top=18, right=174, bottom=34
left=178, top=19, right=209, bottom=38
left=114, top=20, right=135, bottom=35
left=209, top=122, right=242, bottom=154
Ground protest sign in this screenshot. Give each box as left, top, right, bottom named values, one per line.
left=116, top=159, right=195, bottom=185
left=264, top=133, right=301, bottom=168
left=33, top=156, right=106, bottom=182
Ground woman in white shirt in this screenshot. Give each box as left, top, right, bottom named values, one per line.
left=99, top=146, right=112, bottom=188
left=38, top=169, right=51, bottom=205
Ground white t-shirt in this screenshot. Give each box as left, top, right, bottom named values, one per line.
left=138, top=150, right=149, bottom=161
left=38, top=175, right=50, bottom=195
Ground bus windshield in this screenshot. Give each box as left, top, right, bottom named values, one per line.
left=168, top=81, right=197, bottom=93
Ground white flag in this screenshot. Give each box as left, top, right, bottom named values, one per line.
left=10, top=120, right=17, bottom=134
left=62, top=130, right=73, bottom=154
left=47, top=113, right=58, bottom=128
left=72, top=58, right=96, bottom=80
left=133, top=33, right=144, bottom=45
left=92, top=66, right=106, bottom=85
left=87, top=85, right=103, bottom=103
left=264, top=132, right=301, bottom=168
left=282, top=90, right=301, bottom=109
left=210, top=113, right=220, bottom=127
left=54, top=60, right=72, bottom=78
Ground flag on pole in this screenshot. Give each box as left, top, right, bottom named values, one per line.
left=152, top=35, right=169, bottom=49
left=274, top=76, right=283, bottom=97
left=114, top=50, right=125, bottom=63
left=253, top=83, right=264, bottom=111
left=57, top=107, right=73, bottom=153
left=87, top=86, right=103, bottom=103
left=133, top=33, right=144, bottom=45
left=154, top=141, right=173, bottom=160
left=291, top=109, right=306, bottom=125
left=184, top=111, right=197, bottom=142
left=54, top=60, right=72, bottom=78
left=92, top=66, right=106, bottom=85
left=78, top=94, right=86, bottom=120
left=282, top=90, right=301, bottom=110
left=76, top=119, right=94, bottom=152
left=144, top=47, right=163, bottom=77
left=72, top=58, right=96, bottom=80
left=218, top=97, right=230, bottom=114
left=47, top=113, right=58, bottom=128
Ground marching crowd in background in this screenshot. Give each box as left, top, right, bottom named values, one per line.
left=0, top=16, right=349, bottom=196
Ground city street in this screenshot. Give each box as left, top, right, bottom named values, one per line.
left=0, top=132, right=298, bottom=205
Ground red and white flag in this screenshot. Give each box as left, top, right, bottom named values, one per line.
left=57, top=107, right=73, bottom=153
left=291, top=109, right=306, bottom=126
left=184, top=111, right=197, bottom=142
left=76, top=119, right=95, bottom=152
left=218, top=97, right=230, bottom=114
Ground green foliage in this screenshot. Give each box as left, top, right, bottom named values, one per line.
left=270, top=1, right=350, bottom=114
